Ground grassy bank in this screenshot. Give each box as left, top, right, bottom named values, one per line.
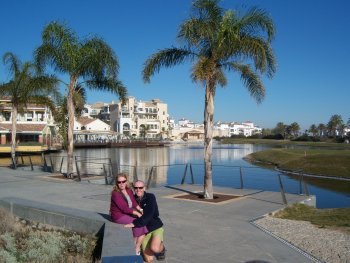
left=247, top=148, right=350, bottom=178
left=274, top=203, right=350, bottom=229
left=220, top=138, right=350, bottom=148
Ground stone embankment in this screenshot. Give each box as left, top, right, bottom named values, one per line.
left=255, top=216, right=350, bottom=263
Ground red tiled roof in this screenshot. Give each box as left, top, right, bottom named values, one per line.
left=0, top=123, right=46, bottom=132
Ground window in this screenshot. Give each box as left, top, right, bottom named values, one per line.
left=26, top=112, right=33, bottom=121
left=4, top=112, right=11, bottom=121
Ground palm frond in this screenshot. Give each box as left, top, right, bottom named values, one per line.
left=239, top=35, right=276, bottom=78
left=2, top=52, right=21, bottom=77
left=223, top=62, right=265, bottom=103
left=85, top=78, right=127, bottom=102
left=238, top=7, right=275, bottom=42
left=78, top=37, right=119, bottom=79
left=143, top=47, right=196, bottom=83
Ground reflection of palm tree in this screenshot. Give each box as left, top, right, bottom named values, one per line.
left=35, top=22, right=126, bottom=176
left=142, top=0, right=276, bottom=198
left=0, top=52, right=59, bottom=167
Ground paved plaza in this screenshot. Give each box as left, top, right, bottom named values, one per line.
left=0, top=166, right=315, bottom=263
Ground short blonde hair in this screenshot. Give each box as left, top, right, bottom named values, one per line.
left=112, top=173, right=131, bottom=192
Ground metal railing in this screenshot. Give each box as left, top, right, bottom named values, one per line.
left=13, top=153, right=315, bottom=206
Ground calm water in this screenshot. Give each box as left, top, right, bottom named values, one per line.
left=70, top=143, right=350, bottom=209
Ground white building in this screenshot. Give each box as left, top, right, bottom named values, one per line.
left=172, top=119, right=262, bottom=140
left=73, top=116, right=115, bottom=142
left=228, top=121, right=262, bottom=137
left=82, top=102, right=113, bottom=124
left=110, top=97, right=169, bottom=138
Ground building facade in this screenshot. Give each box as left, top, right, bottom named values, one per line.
left=110, top=97, right=169, bottom=138
left=0, top=97, right=58, bottom=146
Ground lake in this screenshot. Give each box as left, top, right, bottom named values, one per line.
left=60, top=143, right=350, bottom=209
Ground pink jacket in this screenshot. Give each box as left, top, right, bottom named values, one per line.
left=110, top=188, right=138, bottom=222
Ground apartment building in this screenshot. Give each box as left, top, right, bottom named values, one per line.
left=0, top=97, right=57, bottom=146
left=110, top=96, right=169, bottom=138
left=82, top=101, right=113, bottom=125
left=214, top=121, right=262, bottom=137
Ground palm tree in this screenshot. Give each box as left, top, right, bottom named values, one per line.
left=0, top=52, right=59, bottom=167
left=35, top=22, right=127, bottom=177
left=309, top=124, right=318, bottom=137
left=273, top=122, right=286, bottom=138
left=327, top=114, right=343, bottom=137
left=289, top=122, right=300, bottom=137
left=318, top=123, right=326, bottom=137
left=143, top=0, right=276, bottom=198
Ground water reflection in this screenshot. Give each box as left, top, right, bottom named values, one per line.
left=48, top=143, right=349, bottom=208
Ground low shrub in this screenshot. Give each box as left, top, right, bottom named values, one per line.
left=0, top=208, right=98, bottom=263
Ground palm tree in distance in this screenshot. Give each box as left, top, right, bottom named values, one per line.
left=0, top=52, right=59, bottom=168
left=143, top=0, right=276, bottom=198
left=35, top=22, right=127, bottom=177
left=327, top=114, right=343, bottom=137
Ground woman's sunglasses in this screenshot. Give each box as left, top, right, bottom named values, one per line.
left=117, top=180, right=127, bottom=184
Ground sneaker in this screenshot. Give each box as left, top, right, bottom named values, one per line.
left=155, top=247, right=166, bottom=261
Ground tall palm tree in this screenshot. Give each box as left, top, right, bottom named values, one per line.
left=143, top=0, right=276, bottom=198
left=35, top=22, right=127, bottom=177
left=0, top=52, right=59, bottom=167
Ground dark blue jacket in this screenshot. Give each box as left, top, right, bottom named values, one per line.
left=133, top=192, right=163, bottom=232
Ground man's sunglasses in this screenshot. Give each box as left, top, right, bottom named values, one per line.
left=117, top=180, right=127, bottom=184
left=134, top=186, right=144, bottom=190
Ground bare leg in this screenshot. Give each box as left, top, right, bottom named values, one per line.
left=135, top=234, right=145, bottom=254
left=150, top=234, right=164, bottom=253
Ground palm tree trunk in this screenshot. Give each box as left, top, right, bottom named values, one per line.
left=67, top=77, right=76, bottom=177
left=11, top=106, right=18, bottom=169
left=203, top=81, right=215, bottom=199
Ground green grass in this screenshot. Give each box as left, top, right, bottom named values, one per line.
left=274, top=203, right=350, bottom=229
left=248, top=148, right=350, bottom=178
left=220, top=138, right=350, bottom=148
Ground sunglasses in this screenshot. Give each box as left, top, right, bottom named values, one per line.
left=117, top=180, right=127, bottom=184
left=134, top=186, right=144, bottom=190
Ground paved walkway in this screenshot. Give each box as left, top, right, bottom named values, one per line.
left=0, top=167, right=315, bottom=263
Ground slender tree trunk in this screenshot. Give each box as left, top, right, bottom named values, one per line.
left=11, top=106, right=18, bottom=169
left=67, top=77, right=76, bottom=177
left=203, top=80, right=215, bottom=199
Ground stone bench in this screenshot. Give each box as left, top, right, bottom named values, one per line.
left=0, top=197, right=143, bottom=263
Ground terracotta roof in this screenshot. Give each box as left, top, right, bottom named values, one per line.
left=0, top=123, right=46, bottom=132
left=77, top=117, right=96, bottom=125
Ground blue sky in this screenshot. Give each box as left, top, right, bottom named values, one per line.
left=1, top=0, right=349, bottom=130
